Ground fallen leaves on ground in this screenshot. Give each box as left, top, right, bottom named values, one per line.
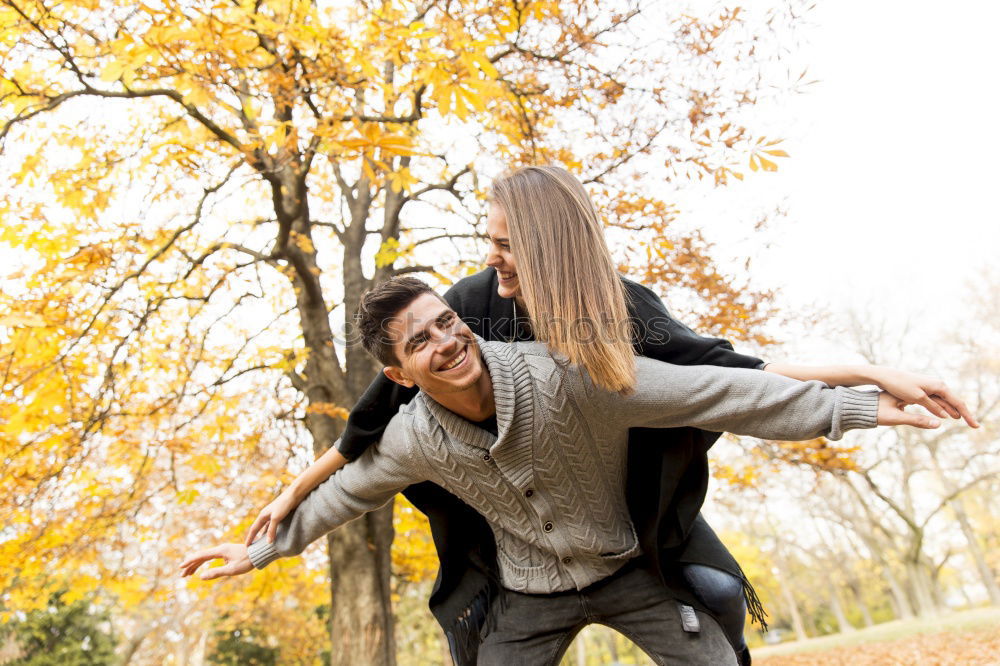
left=757, top=626, right=1000, bottom=666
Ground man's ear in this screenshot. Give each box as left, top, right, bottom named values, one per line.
left=383, top=365, right=415, bottom=388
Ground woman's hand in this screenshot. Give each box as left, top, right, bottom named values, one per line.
left=180, top=543, right=253, bottom=581
left=868, top=368, right=979, bottom=427
left=245, top=490, right=301, bottom=546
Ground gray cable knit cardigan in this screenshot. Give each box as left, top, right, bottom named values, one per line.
left=249, top=339, right=878, bottom=593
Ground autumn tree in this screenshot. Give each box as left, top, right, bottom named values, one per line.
left=1, top=0, right=804, bottom=662
left=706, top=285, right=1000, bottom=640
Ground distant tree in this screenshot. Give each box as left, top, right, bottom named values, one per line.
left=4, top=592, right=116, bottom=666
left=208, top=627, right=278, bottom=666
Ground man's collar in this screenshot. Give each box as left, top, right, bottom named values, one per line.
left=421, top=337, right=536, bottom=454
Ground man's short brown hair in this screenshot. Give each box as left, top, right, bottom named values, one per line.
left=355, top=277, right=444, bottom=366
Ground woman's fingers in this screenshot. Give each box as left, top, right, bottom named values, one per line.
left=917, top=395, right=948, bottom=419
left=931, top=385, right=979, bottom=427
left=929, top=394, right=961, bottom=420
left=267, top=518, right=278, bottom=544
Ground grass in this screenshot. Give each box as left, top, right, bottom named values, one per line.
left=753, top=606, right=1000, bottom=659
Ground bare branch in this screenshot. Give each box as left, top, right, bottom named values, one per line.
left=920, top=471, right=1000, bottom=528
left=409, top=165, right=471, bottom=200
left=389, top=264, right=434, bottom=277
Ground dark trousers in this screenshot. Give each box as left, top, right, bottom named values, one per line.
left=477, top=564, right=738, bottom=665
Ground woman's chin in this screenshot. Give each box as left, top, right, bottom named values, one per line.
left=496, top=283, right=519, bottom=300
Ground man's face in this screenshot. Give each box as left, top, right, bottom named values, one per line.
left=383, top=293, right=486, bottom=397
left=485, top=203, right=520, bottom=300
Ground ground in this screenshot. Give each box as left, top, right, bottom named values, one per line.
left=754, top=606, right=1000, bottom=666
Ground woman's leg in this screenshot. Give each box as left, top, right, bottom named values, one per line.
left=682, top=563, right=748, bottom=653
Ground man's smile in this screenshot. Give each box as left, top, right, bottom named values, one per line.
left=436, top=347, right=469, bottom=373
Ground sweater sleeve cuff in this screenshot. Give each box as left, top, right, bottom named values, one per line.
left=247, top=539, right=282, bottom=569
left=829, top=387, right=879, bottom=440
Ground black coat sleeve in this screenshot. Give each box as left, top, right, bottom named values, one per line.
left=337, top=373, right=418, bottom=461
left=336, top=275, right=491, bottom=461
left=623, top=278, right=765, bottom=369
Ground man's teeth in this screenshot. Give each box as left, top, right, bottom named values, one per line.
left=440, top=349, right=467, bottom=371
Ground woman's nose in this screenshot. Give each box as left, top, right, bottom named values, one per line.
left=485, top=245, right=501, bottom=267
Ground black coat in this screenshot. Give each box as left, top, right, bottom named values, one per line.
left=339, top=269, right=766, bottom=664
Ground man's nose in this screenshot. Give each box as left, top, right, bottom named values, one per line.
left=432, top=326, right=459, bottom=353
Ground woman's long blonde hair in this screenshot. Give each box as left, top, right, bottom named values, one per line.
left=490, top=166, right=636, bottom=393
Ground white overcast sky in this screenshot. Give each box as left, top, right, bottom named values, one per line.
left=678, top=0, right=1000, bottom=349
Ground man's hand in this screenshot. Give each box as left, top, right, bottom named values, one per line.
left=245, top=490, right=300, bottom=547
left=869, top=368, right=979, bottom=428
left=877, top=392, right=943, bottom=429
left=180, top=543, right=253, bottom=581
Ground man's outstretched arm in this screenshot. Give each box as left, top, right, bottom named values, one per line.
left=761, top=363, right=979, bottom=428
left=181, top=415, right=424, bottom=579
left=602, top=358, right=951, bottom=441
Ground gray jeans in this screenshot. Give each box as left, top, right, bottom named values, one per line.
left=477, top=564, right=738, bottom=665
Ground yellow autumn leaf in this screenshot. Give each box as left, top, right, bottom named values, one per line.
left=0, top=313, right=48, bottom=327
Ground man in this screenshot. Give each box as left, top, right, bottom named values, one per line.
left=181, top=277, right=942, bottom=665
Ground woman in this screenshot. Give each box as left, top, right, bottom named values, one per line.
left=246, top=166, right=975, bottom=665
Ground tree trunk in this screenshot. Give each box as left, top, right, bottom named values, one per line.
left=575, top=629, right=587, bottom=666
left=850, top=584, right=875, bottom=628
left=271, top=170, right=397, bottom=666
left=119, top=621, right=153, bottom=666
left=848, top=522, right=914, bottom=620
left=828, top=583, right=855, bottom=634
left=327, top=506, right=396, bottom=665
left=950, top=498, right=1000, bottom=605
left=882, top=564, right=915, bottom=620
left=905, top=560, right=940, bottom=617
left=191, top=629, right=209, bottom=666
left=926, top=445, right=1000, bottom=605
left=773, top=560, right=808, bottom=641
left=602, top=626, right=620, bottom=661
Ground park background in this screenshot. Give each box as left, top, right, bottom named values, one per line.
left=1, top=0, right=998, bottom=664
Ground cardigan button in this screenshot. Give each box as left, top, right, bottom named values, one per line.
left=524, top=489, right=534, bottom=498
left=543, top=521, right=553, bottom=532
left=483, top=453, right=491, bottom=461
left=561, top=556, right=573, bottom=565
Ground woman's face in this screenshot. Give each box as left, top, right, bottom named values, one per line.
left=485, top=204, right=520, bottom=300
